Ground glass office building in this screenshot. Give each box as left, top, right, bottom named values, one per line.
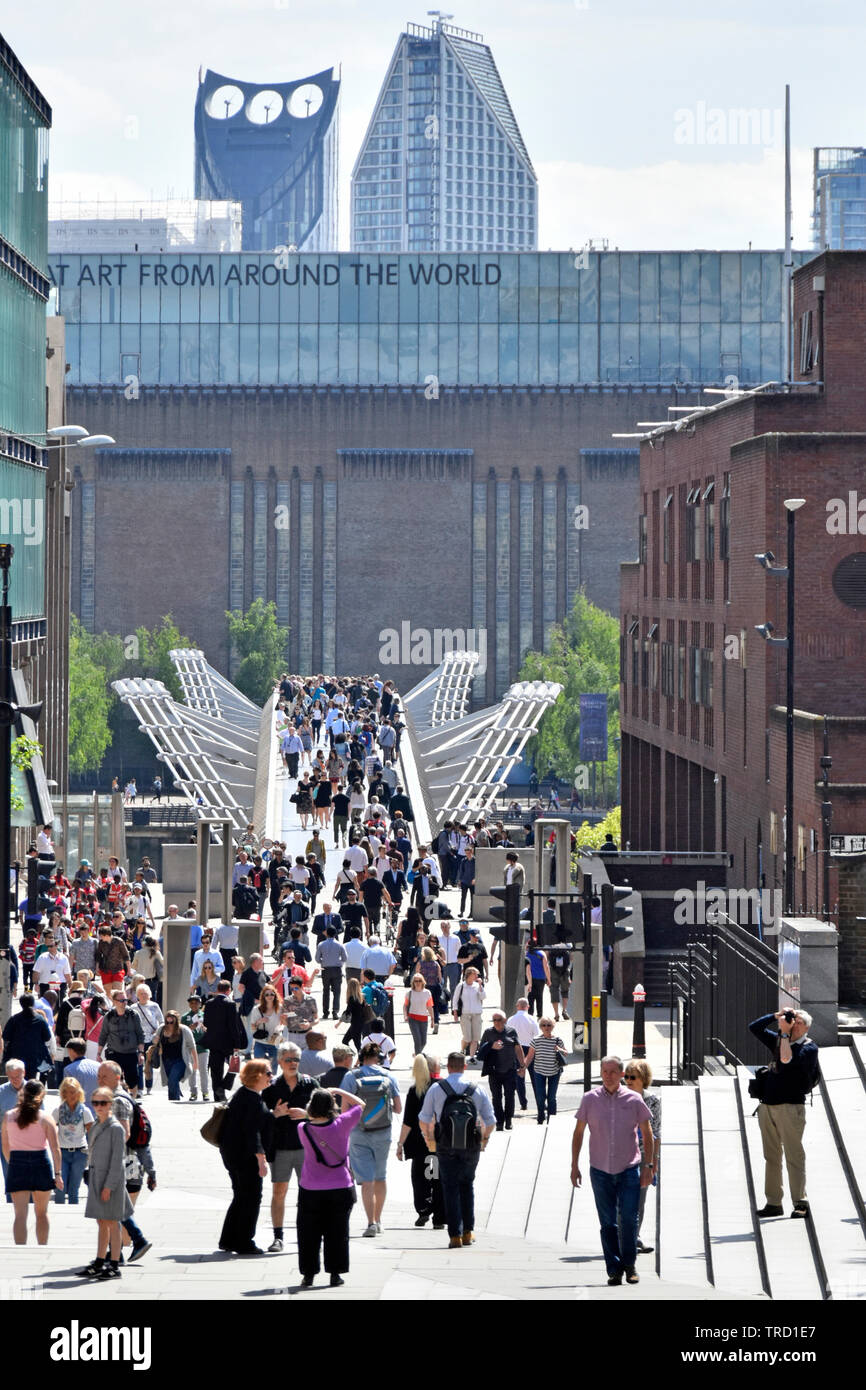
left=351, top=19, right=536, bottom=253
left=813, top=147, right=866, bottom=250
left=0, top=33, right=50, bottom=623
left=194, top=66, right=340, bottom=253
left=50, top=249, right=809, bottom=389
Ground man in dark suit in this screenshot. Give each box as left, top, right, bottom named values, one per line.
left=203, top=980, right=247, bottom=1101
left=382, top=861, right=408, bottom=920
left=410, top=866, right=440, bottom=913
left=311, top=902, right=343, bottom=941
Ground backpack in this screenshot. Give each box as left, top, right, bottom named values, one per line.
left=356, top=1072, right=394, bottom=1131
left=128, top=1098, right=153, bottom=1148
left=436, top=1080, right=481, bottom=1151
left=66, top=1003, right=86, bottom=1040
left=366, top=982, right=388, bottom=1017
left=549, top=948, right=570, bottom=973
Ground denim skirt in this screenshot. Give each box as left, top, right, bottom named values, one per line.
left=7, top=1150, right=55, bottom=1192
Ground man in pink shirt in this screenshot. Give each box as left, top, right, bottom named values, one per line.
left=571, top=1055, right=655, bottom=1286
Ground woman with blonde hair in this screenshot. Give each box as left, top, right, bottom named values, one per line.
left=80, top=1085, right=132, bottom=1279
left=624, top=1058, right=661, bottom=1254
left=52, top=1075, right=94, bottom=1203
left=396, top=1054, right=445, bottom=1229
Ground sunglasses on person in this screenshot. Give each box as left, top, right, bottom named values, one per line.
left=92, top=1100, right=110, bottom=1107
left=624, top=1072, right=640, bottom=1080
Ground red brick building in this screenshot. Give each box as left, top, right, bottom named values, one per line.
left=620, top=251, right=866, bottom=1001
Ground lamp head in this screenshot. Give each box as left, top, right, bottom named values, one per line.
left=783, top=498, right=806, bottom=512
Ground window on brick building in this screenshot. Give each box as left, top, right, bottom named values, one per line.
left=720, top=474, right=730, bottom=559
left=797, top=824, right=806, bottom=871
left=703, top=481, right=715, bottom=560
left=700, top=649, right=713, bottom=707
left=799, top=310, right=814, bottom=374
left=689, top=646, right=701, bottom=703
left=663, top=492, right=673, bottom=563
left=638, top=513, right=647, bottom=565
left=641, top=638, right=649, bottom=689
left=649, top=624, right=659, bottom=689
left=770, top=811, right=778, bottom=854
left=661, top=640, right=674, bottom=696
left=686, top=494, right=701, bottom=561
left=678, top=643, right=686, bottom=699
left=632, top=634, right=639, bottom=687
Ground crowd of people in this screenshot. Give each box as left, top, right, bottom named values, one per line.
left=0, top=670, right=716, bottom=1296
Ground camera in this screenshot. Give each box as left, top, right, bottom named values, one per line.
left=784, top=1010, right=795, bottom=1024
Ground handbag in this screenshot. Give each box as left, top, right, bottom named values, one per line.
left=747, top=1066, right=769, bottom=1100
left=228, top=1054, right=241, bottom=1073
left=200, top=1103, right=229, bottom=1147
left=252, top=1025, right=268, bottom=1040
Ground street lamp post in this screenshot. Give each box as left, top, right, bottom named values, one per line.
left=755, top=497, right=805, bottom=917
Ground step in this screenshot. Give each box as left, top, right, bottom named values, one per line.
left=796, top=1084, right=866, bottom=1299
left=852, top=1033, right=866, bottom=1082
left=486, top=1121, right=548, bottom=1239
left=521, top=1111, right=576, bottom=1244
left=697, top=1075, right=766, bottom=1298
left=816, top=1045, right=866, bottom=1224
left=656, top=1085, right=712, bottom=1290
left=735, top=1067, right=824, bottom=1301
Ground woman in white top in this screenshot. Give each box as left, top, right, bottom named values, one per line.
left=132, top=985, right=164, bottom=1094
left=373, top=850, right=391, bottom=882
left=452, top=966, right=485, bottom=1061
left=403, top=975, right=434, bottom=1055
left=249, top=986, right=284, bottom=1075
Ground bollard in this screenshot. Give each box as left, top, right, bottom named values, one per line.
left=632, top=982, right=647, bottom=1059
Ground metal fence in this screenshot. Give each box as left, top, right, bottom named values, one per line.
left=669, top=917, right=777, bottom=1080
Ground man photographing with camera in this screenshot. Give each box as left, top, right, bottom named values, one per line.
left=748, top=1008, right=819, bottom=1220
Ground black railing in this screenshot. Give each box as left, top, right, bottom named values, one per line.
left=669, top=917, right=777, bottom=1080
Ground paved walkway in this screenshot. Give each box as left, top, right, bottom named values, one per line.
left=0, top=763, right=743, bottom=1301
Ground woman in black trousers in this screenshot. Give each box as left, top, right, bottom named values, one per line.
left=293, top=1088, right=363, bottom=1290
left=218, top=1059, right=287, bottom=1254
left=340, top=978, right=370, bottom=1053
left=396, top=1054, right=446, bottom=1228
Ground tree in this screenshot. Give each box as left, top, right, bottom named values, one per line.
left=68, top=615, right=114, bottom=774
left=67, top=614, right=197, bottom=775
left=130, top=615, right=191, bottom=701
left=225, top=599, right=289, bottom=706
left=519, top=591, right=620, bottom=804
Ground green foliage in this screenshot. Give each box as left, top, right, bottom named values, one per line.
left=10, top=734, right=42, bottom=811
left=68, top=615, right=114, bottom=775
left=68, top=613, right=196, bottom=774
left=519, top=590, right=620, bottom=804
left=225, top=598, right=290, bottom=706
left=130, top=615, right=190, bottom=700
left=571, top=806, right=622, bottom=853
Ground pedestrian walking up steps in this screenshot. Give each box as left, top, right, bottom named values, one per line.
left=484, top=1042, right=866, bottom=1300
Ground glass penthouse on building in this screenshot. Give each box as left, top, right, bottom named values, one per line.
left=49, top=249, right=809, bottom=390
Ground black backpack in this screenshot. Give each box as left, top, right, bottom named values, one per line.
left=549, top=947, right=570, bottom=973
left=436, top=1080, right=481, bottom=1151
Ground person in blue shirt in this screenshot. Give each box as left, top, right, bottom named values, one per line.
left=340, top=1043, right=402, bottom=1237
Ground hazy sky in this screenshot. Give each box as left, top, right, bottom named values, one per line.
left=8, top=0, right=865, bottom=251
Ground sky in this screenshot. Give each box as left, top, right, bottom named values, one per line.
left=7, top=0, right=866, bottom=251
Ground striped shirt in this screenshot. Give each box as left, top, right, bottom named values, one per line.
left=530, top=1033, right=566, bottom=1076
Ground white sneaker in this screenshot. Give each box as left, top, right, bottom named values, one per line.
left=363, top=1223, right=377, bottom=1237
left=375, top=1221, right=383, bottom=1233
